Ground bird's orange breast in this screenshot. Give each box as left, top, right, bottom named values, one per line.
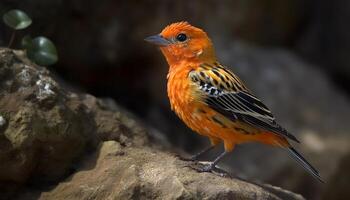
left=167, top=65, right=196, bottom=124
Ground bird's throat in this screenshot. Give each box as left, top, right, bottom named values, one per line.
left=160, top=46, right=216, bottom=68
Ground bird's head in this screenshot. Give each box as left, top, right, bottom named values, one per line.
left=145, top=22, right=216, bottom=66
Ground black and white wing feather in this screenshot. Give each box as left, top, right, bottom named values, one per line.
left=189, top=63, right=299, bottom=143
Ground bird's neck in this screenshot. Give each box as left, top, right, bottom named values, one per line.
left=161, top=45, right=217, bottom=71
left=167, top=57, right=215, bottom=75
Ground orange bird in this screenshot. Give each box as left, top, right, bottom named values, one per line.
left=145, top=21, right=323, bottom=182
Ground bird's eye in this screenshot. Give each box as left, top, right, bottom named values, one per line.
left=176, top=33, right=187, bottom=42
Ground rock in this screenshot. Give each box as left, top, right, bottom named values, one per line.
left=0, top=48, right=304, bottom=200
left=31, top=141, right=304, bottom=200
left=81, top=95, right=150, bottom=147
left=0, top=49, right=96, bottom=185
left=0, top=48, right=149, bottom=199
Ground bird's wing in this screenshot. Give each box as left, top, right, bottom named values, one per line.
left=189, top=63, right=299, bottom=143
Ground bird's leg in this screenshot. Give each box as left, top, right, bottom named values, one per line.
left=190, top=145, right=215, bottom=161
left=180, top=136, right=221, bottom=161
left=190, top=137, right=221, bottom=160
left=198, top=151, right=228, bottom=172
left=180, top=145, right=215, bottom=161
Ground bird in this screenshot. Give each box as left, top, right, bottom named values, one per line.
left=145, top=21, right=323, bottom=182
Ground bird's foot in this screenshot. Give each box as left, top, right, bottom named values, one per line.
left=197, top=162, right=215, bottom=172
left=190, top=161, right=231, bottom=177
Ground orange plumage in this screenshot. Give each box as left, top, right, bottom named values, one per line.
left=145, top=21, right=323, bottom=182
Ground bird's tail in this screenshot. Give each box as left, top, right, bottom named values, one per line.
left=287, top=147, right=324, bottom=183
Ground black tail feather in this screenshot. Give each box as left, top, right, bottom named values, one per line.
left=287, top=147, right=324, bottom=183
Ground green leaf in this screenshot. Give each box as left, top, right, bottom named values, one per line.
left=26, top=37, right=58, bottom=66
left=3, top=9, right=32, bottom=30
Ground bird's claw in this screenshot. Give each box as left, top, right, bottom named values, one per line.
left=197, top=163, right=216, bottom=172
left=190, top=161, right=231, bottom=177
left=191, top=161, right=217, bottom=173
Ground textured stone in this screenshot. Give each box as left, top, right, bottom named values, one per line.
left=35, top=141, right=304, bottom=200
left=0, top=49, right=96, bottom=185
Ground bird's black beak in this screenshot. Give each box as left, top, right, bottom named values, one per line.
left=144, top=34, right=171, bottom=46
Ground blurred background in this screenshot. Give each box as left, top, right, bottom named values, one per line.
left=0, top=0, right=349, bottom=199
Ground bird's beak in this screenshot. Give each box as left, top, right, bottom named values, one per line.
left=144, top=34, right=171, bottom=46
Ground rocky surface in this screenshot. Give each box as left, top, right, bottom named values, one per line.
left=0, top=49, right=98, bottom=184
left=18, top=141, right=304, bottom=200
left=0, top=49, right=148, bottom=184
left=0, top=48, right=305, bottom=200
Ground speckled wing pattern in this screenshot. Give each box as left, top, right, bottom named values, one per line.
left=189, top=62, right=299, bottom=143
